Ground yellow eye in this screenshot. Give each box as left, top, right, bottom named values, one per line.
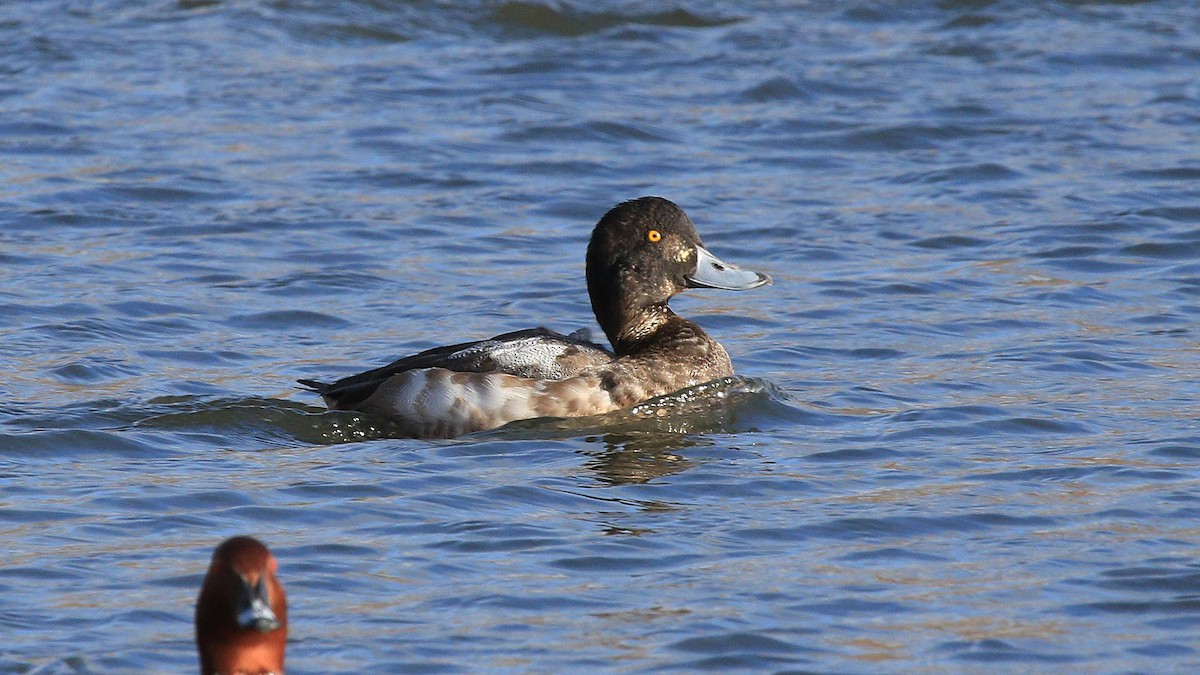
left=647, top=229, right=662, bottom=242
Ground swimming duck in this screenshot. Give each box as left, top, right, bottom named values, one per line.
left=195, top=536, right=287, bottom=675
left=298, top=196, right=770, bottom=438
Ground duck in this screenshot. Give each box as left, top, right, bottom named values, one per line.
left=298, top=196, right=770, bottom=438
left=195, top=536, right=287, bottom=675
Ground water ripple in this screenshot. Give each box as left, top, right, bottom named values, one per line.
left=4, top=0, right=1200, bottom=672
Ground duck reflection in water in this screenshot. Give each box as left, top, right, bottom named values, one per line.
left=580, top=432, right=702, bottom=486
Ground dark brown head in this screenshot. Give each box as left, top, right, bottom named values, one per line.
left=195, top=536, right=287, bottom=675
left=585, top=197, right=770, bottom=352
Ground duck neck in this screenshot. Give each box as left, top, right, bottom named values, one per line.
left=605, top=303, right=675, bottom=355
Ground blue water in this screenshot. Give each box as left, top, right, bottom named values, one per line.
left=3, top=1, right=1199, bottom=672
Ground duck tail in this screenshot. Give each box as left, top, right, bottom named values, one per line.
left=296, top=378, right=329, bottom=394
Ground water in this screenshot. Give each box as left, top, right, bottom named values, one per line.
left=2, top=0, right=1199, bottom=671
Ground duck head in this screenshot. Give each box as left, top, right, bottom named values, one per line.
left=195, top=536, right=287, bottom=675
left=586, top=196, right=770, bottom=352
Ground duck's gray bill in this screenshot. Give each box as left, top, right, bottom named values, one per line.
left=236, top=575, right=281, bottom=632
left=686, top=245, right=772, bottom=291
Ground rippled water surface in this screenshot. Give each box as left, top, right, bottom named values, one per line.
left=3, top=1, right=1199, bottom=672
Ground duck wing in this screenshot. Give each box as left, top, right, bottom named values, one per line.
left=298, top=327, right=612, bottom=410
